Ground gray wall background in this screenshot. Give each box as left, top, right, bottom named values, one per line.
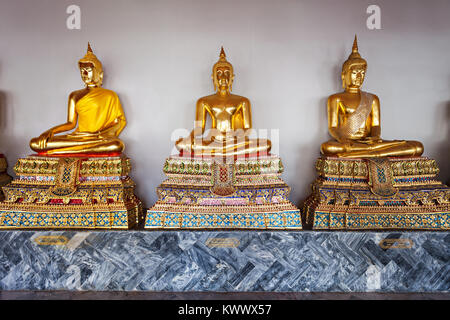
left=0, top=0, right=448, bottom=207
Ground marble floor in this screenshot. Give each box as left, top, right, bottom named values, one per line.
left=1, top=290, right=449, bottom=300
left=1, top=230, right=448, bottom=293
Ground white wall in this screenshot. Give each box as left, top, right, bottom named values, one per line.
left=0, top=0, right=448, bottom=207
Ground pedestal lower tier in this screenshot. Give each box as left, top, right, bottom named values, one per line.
left=145, top=155, right=302, bottom=229
left=0, top=155, right=143, bottom=229
left=0, top=230, right=447, bottom=292
left=303, top=156, right=450, bottom=230
left=146, top=203, right=302, bottom=229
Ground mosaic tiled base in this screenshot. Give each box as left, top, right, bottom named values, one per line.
left=303, top=156, right=450, bottom=230
left=145, top=155, right=302, bottom=229
left=147, top=206, right=302, bottom=229
left=0, top=155, right=143, bottom=229
left=0, top=230, right=448, bottom=292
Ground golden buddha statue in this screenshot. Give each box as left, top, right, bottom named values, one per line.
left=175, top=47, right=271, bottom=157
left=30, top=43, right=126, bottom=155
left=320, top=36, right=423, bottom=158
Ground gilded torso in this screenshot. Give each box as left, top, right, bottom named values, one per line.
left=331, top=91, right=376, bottom=140
left=199, top=94, right=250, bottom=133
left=73, top=87, right=124, bottom=134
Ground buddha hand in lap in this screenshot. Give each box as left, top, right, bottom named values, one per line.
left=175, top=47, right=271, bottom=157
left=320, top=36, right=423, bottom=158
left=30, top=43, right=126, bottom=155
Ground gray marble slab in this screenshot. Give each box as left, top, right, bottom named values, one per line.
left=0, top=230, right=448, bottom=292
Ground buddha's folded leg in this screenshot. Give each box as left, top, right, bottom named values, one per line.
left=31, top=136, right=89, bottom=152
left=41, top=138, right=124, bottom=155
left=320, top=140, right=346, bottom=155
left=175, top=137, right=192, bottom=152
left=220, top=139, right=271, bottom=156
left=337, top=141, right=424, bottom=158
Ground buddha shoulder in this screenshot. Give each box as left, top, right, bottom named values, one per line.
left=196, top=95, right=214, bottom=106
left=223, top=94, right=251, bottom=106
left=327, top=93, right=344, bottom=105
left=359, top=91, right=380, bottom=106
left=367, top=92, right=380, bottom=105
left=94, top=87, right=119, bottom=99
left=68, top=88, right=89, bottom=102
left=327, top=92, right=380, bottom=104
left=68, top=87, right=118, bottom=102
left=234, top=95, right=250, bottom=105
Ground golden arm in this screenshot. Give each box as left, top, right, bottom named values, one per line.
left=38, top=94, right=78, bottom=140
left=368, top=96, right=381, bottom=140
left=327, top=97, right=342, bottom=142
left=240, top=99, right=252, bottom=129
left=190, top=99, right=208, bottom=138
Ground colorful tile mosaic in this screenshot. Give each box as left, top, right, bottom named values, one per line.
left=146, top=155, right=302, bottom=229
left=0, top=155, right=143, bottom=229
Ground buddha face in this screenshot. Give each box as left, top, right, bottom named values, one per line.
left=342, top=64, right=366, bottom=89
left=213, top=65, right=234, bottom=92
left=79, top=62, right=103, bottom=87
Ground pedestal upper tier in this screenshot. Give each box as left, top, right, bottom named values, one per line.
left=163, top=154, right=284, bottom=176
left=316, top=156, right=441, bottom=187
left=14, top=154, right=132, bottom=180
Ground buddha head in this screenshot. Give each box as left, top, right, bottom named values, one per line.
left=212, top=47, right=234, bottom=92
left=341, top=35, right=367, bottom=90
left=79, top=43, right=103, bottom=87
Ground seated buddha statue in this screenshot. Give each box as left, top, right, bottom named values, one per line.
left=175, top=47, right=271, bottom=157
left=321, top=36, right=423, bottom=158
left=30, top=43, right=126, bottom=155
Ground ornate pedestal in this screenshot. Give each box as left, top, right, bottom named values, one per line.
left=0, top=155, right=143, bottom=229
left=302, top=156, right=450, bottom=230
left=0, top=154, right=12, bottom=201
left=145, top=155, right=302, bottom=229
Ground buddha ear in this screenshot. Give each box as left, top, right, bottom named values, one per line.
left=99, top=71, right=104, bottom=85
left=341, top=72, right=345, bottom=89
left=212, top=74, right=217, bottom=91
left=230, top=73, right=235, bottom=92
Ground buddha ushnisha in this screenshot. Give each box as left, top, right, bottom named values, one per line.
left=176, top=47, right=271, bottom=157
left=320, top=36, right=423, bottom=158
left=30, top=43, right=126, bottom=155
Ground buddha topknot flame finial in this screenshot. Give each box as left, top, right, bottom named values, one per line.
left=219, top=46, right=226, bottom=60
left=352, top=35, right=358, bottom=53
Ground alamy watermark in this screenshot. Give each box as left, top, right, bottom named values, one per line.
left=366, top=5, right=381, bottom=30
left=66, top=5, right=81, bottom=30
